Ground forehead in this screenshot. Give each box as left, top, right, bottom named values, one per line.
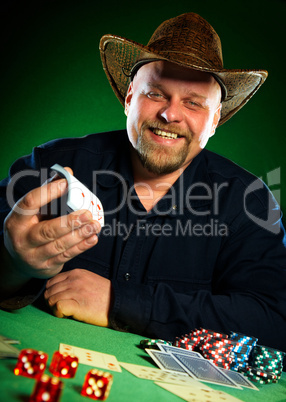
left=134, top=60, right=216, bottom=85
left=133, top=60, right=221, bottom=100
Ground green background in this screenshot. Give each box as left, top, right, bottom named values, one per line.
left=0, top=0, right=285, bottom=214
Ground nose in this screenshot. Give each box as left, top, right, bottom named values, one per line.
left=159, top=99, right=183, bottom=123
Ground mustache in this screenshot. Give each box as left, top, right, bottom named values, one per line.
left=141, top=120, right=193, bottom=141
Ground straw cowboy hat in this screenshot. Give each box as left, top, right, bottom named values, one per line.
left=99, top=12, right=268, bottom=126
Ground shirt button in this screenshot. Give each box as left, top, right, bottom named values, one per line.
left=124, top=273, right=131, bottom=281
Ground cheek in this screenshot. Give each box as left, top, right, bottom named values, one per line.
left=126, top=97, right=151, bottom=144
left=126, top=107, right=141, bottom=148
left=186, top=113, right=214, bottom=147
left=198, top=132, right=210, bottom=148
left=197, top=116, right=216, bottom=147
left=129, top=95, right=157, bottom=121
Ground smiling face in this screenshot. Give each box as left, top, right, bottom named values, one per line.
left=125, top=60, right=222, bottom=176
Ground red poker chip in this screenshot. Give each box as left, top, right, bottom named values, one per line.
left=204, top=341, right=226, bottom=346
left=203, top=341, right=231, bottom=348
left=208, top=359, right=231, bottom=368
left=199, top=328, right=229, bottom=338
left=201, top=342, right=227, bottom=348
left=201, top=348, right=230, bottom=355
left=203, top=354, right=232, bottom=362
left=205, top=354, right=229, bottom=362
left=201, top=345, right=230, bottom=353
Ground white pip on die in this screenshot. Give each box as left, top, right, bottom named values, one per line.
left=51, top=164, right=104, bottom=227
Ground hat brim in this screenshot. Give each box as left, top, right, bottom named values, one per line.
left=99, top=35, right=268, bottom=126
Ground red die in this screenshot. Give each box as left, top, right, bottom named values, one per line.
left=29, top=374, right=63, bottom=402
left=14, top=349, right=48, bottom=379
left=49, top=351, right=79, bottom=378
left=81, top=369, right=113, bottom=400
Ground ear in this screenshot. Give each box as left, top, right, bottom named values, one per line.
left=210, top=103, right=222, bottom=137
left=124, top=82, right=134, bottom=116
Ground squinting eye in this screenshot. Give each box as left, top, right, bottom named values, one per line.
left=187, top=101, right=199, bottom=107
left=147, top=92, right=164, bottom=100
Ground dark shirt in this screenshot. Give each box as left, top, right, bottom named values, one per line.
left=1, top=130, right=286, bottom=352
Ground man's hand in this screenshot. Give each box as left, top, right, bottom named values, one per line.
left=44, top=269, right=113, bottom=327
left=3, top=169, right=101, bottom=290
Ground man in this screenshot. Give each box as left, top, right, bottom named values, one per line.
left=1, top=13, right=286, bottom=352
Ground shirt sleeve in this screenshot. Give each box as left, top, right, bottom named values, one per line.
left=0, top=278, right=46, bottom=310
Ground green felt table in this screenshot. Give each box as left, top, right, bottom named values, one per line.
left=0, top=305, right=285, bottom=402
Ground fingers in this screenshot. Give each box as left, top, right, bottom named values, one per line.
left=4, top=171, right=102, bottom=276
left=37, top=231, right=99, bottom=269
left=27, top=209, right=100, bottom=246
left=3, top=166, right=104, bottom=283
left=63, top=167, right=73, bottom=175
left=44, top=270, right=111, bottom=327
left=47, top=166, right=74, bottom=185
left=51, top=299, right=79, bottom=319
left=19, top=219, right=99, bottom=274
left=22, top=210, right=100, bottom=269
left=13, top=179, right=68, bottom=220
left=45, top=270, right=70, bottom=288
left=45, top=270, right=80, bottom=318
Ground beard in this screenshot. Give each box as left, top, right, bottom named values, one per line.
left=135, top=120, right=192, bottom=175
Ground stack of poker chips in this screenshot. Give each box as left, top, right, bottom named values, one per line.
left=173, top=328, right=229, bottom=349
left=172, top=328, right=221, bottom=350
left=229, top=332, right=258, bottom=372
left=198, top=335, right=235, bottom=370
left=244, top=345, right=286, bottom=384
left=198, top=328, right=229, bottom=341
left=172, top=331, right=201, bottom=350
left=142, top=328, right=285, bottom=385
left=173, top=328, right=235, bottom=369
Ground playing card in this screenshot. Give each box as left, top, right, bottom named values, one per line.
left=119, top=362, right=199, bottom=385
left=221, top=369, right=259, bottom=390
left=155, top=382, right=244, bottom=402
left=0, top=335, right=20, bottom=359
left=157, top=343, right=203, bottom=358
left=146, top=349, right=188, bottom=375
left=172, top=354, right=241, bottom=388
left=0, top=340, right=20, bottom=358
left=59, top=343, right=121, bottom=372
left=0, top=335, right=20, bottom=345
